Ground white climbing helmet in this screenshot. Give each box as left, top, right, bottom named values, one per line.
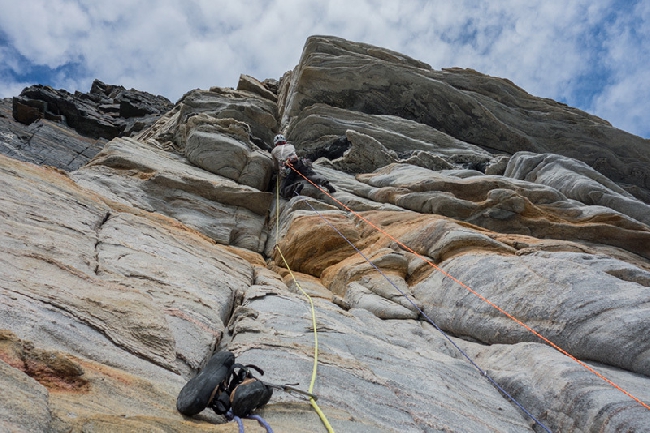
left=273, top=134, right=287, bottom=146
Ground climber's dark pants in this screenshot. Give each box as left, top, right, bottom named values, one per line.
left=280, top=159, right=330, bottom=199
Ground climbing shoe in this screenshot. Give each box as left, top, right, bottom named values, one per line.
left=210, top=388, right=232, bottom=415
left=230, top=377, right=274, bottom=417
left=176, top=351, right=235, bottom=416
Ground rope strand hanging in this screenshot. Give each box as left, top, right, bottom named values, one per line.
left=275, top=176, right=336, bottom=433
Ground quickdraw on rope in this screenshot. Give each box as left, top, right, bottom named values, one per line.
left=275, top=175, right=336, bottom=433
left=284, top=161, right=650, bottom=414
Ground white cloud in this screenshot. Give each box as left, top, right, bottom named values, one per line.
left=0, top=0, right=90, bottom=67
left=589, top=1, right=650, bottom=137
left=0, top=78, right=29, bottom=100
left=0, top=0, right=647, bottom=137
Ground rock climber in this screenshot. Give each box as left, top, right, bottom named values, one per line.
left=271, top=134, right=336, bottom=199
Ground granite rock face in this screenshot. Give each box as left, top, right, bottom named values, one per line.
left=71, top=137, right=272, bottom=253
left=1, top=35, right=650, bottom=432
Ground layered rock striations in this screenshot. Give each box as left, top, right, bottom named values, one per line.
left=282, top=37, right=650, bottom=202
left=3, top=79, right=172, bottom=171
left=1, top=35, right=649, bottom=432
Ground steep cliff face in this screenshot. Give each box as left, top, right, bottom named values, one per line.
left=1, top=35, right=649, bottom=432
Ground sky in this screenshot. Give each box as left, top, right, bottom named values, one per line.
left=0, top=0, right=648, bottom=138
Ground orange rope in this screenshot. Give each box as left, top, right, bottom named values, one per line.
left=285, top=161, right=650, bottom=411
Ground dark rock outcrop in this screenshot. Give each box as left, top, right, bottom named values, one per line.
left=4, top=80, right=172, bottom=171
left=1, top=97, right=106, bottom=171
left=13, top=79, right=172, bottom=140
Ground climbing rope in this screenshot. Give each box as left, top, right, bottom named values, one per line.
left=294, top=193, right=551, bottom=432
left=283, top=161, right=650, bottom=413
left=230, top=412, right=274, bottom=433
left=247, top=414, right=274, bottom=432
left=275, top=176, right=336, bottom=433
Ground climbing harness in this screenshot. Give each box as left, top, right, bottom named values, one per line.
left=283, top=161, right=650, bottom=419
left=275, top=176, right=336, bottom=433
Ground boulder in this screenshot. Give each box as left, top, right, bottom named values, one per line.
left=331, top=129, right=397, bottom=174
left=185, top=115, right=274, bottom=190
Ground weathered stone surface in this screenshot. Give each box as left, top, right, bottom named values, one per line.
left=179, top=88, right=278, bottom=151
left=185, top=114, right=274, bottom=190
left=357, top=163, right=650, bottom=259
left=330, top=129, right=397, bottom=174
left=413, top=251, right=650, bottom=376
left=0, top=152, right=266, bottom=431
left=505, top=151, right=650, bottom=226
left=467, top=342, right=650, bottom=432
left=281, top=35, right=650, bottom=201
left=2, top=35, right=650, bottom=433
left=237, top=73, right=278, bottom=102
left=0, top=353, right=52, bottom=433
left=319, top=247, right=421, bottom=319
left=272, top=209, right=360, bottom=277
left=400, top=150, right=455, bottom=171
left=485, top=155, right=510, bottom=175
left=12, top=96, right=45, bottom=124
left=282, top=272, right=333, bottom=301
left=285, top=103, right=492, bottom=169
left=228, top=286, right=536, bottom=432
left=71, top=137, right=272, bottom=252
left=0, top=153, right=255, bottom=373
